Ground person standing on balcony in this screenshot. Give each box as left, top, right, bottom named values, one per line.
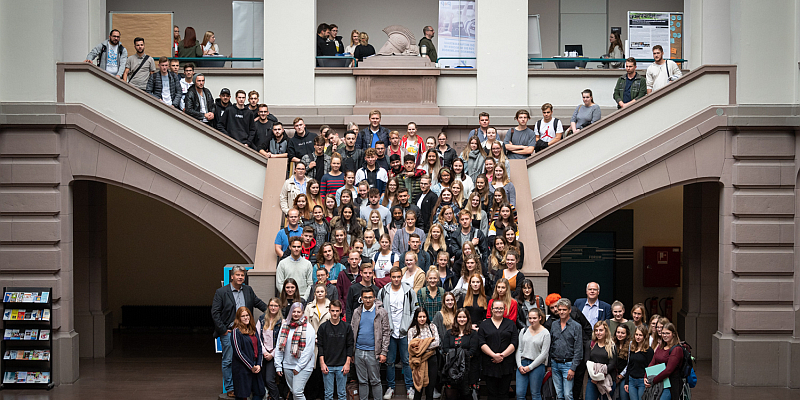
left=85, top=29, right=127, bottom=78
left=646, top=45, right=682, bottom=94
left=503, top=110, right=537, bottom=160
left=122, top=37, right=155, bottom=90
left=146, top=57, right=181, bottom=109
left=218, top=90, right=256, bottom=147
left=614, top=58, right=647, bottom=109
left=317, top=23, right=337, bottom=66
left=419, top=26, right=437, bottom=63
left=533, top=103, right=563, bottom=153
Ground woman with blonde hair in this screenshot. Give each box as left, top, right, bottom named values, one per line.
left=366, top=209, right=387, bottom=238
left=353, top=31, right=375, bottom=62
left=608, top=300, right=636, bottom=335
left=585, top=320, right=617, bottom=400
left=201, top=30, right=219, bottom=55
left=256, top=298, right=283, bottom=400
left=344, top=29, right=360, bottom=55
left=489, top=236, right=507, bottom=274
left=465, top=192, right=489, bottom=236
left=433, top=291, right=458, bottom=343
left=450, top=179, right=466, bottom=209
left=648, top=314, right=662, bottom=347
left=488, top=141, right=510, bottom=171
left=488, top=163, right=517, bottom=207
left=486, top=278, right=518, bottom=321
left=423, top=223, right=448, bottom=265
left=435, top=204, right=459, bottom=234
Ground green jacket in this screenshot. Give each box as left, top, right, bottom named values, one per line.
left=613, top=73, right=647, bottom=106
left=419, top=37, right=437, bottom=63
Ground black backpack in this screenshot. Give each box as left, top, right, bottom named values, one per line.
left=669, top=341, right=696, bottom=384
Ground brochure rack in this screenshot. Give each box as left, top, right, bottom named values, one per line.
left=1, top=287, right=54, bottom=389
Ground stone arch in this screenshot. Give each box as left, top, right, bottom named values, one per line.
left=534, top=127, right=729, bottom=262
left=63, top=111, right=260, bottom=262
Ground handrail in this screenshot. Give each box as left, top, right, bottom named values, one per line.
left=436, top=57, right=476, bottom=61
left=171, top=57, right=263, bottom=62
left=530, top=57, right=687, bottom=63
left=526, top=64, right=736, bottom=167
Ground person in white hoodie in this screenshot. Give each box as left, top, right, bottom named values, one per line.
left=275, top=302, right=316, bottom=400
left=377, top=266, right=419, bottom=399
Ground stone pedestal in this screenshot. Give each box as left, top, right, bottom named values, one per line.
left=353, top=55, right=448, bottom=127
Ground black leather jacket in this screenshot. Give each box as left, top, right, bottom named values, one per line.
left=184, top=85, right=216, bottom=127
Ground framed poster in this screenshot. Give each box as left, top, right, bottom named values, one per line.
left=627, top=12, right=683, bottom=68
left=438, top=1, right=476, bottom=68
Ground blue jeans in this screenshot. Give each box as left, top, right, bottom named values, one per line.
left=626, top=377, right=645, bottom=400
left=387, top=336, right=412, bottom=389
left=323, top=365, right=347, bottom=400
left=220, top=333, right=234, bottom=393
left=551, top=361, right=574, bottom=400
left=516, top=360, right=546, bottom=400
left=585, top=378, right=614, bottom=400
left=659, top=387, right=671, bottom=400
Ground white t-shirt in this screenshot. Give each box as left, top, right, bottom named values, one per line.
left=179, top=79, right=192, bottom=110
left=389, top=287, right=405, bottom=338
left=402, top=270, right=417, bottom=288
left=534, top=119, right=564, bottom=143
left=373, top=252, right=395, bottom=278
left=105, top=44, right=119, bottom=75
left=160, top=74, right=171, bottom=105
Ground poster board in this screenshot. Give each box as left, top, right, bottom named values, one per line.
left=437, top=0, right=476, bottom=68
left=528, top=15, right=542, bottom=58
left=627, top=12, right=683, bottom=68
left=109, top=12, right=173, bottom=59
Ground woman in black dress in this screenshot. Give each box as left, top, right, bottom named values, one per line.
left=478, top=299, right=518, bottom=398
left=456, top=272, right=487, bottom=331
left=442, top=308, right=480, bottom=400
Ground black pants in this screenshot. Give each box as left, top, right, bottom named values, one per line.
left=573, top=361, right=587, bottom=400
left=414, top=356, right=439, bottom=400
left=262, top=358, right=281, bottom=400
left=485, top=373, right=513, bottom=398
left=534, top=139, right=550, bottom=153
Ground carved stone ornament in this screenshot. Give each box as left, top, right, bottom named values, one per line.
left=376, top=25, right=420, bottom=56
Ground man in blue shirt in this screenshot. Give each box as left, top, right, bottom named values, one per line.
left=549, top=298, right=583, bottom=400
left=274, top=209, right=302, bottom=259
left=350, top=286, right=390, bottom=400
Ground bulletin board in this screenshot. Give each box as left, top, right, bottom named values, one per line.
left=627, top=12, right=683, bottom=68
left=108, top=12, right=173, bottom=59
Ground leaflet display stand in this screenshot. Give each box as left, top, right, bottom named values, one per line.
left=1, top=287, right=54, bottom=389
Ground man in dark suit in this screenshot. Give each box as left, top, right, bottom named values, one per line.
left=211, top=266, right=267, bottom=398
left=572, top=282, right=611, bottom=400
left=416, top=175, right=438, bottom=232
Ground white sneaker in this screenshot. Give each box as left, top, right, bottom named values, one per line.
left=407, top=388, right=415, bottom=399
left=383, top=388, right=395, bottom=399
left=433, top=388, right=441, bottom=398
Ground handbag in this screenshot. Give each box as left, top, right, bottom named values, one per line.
left=346, top=380, right=359, bottom=400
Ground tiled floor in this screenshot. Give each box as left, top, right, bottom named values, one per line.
left=1, top=332, right=797, bottom=399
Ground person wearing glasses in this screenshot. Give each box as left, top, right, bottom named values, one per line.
left=85, top=29, right=128, bottom=78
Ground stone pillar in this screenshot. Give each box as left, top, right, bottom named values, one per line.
left=714, top=129, right=799, bottom=387
left=684, top=0, right=731, bottom=69
left=475, top=0, right=528, bottom=107
left=62, top=0, right=106, bottom=62
left=263, top=0, right=316, bottom=106
left=679, top=182, right=719, bottom=361
left=0, top=126, right=79, bottom=384
left=73, top=181, right=112, bottom=358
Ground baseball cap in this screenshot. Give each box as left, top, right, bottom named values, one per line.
left=220, top=88, right=231, bottom=95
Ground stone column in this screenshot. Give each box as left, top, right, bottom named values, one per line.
left=263, top=0, right=316, bottom=106
left=61, top=0, right=106, bottom=62
left=714, top=129, right=798, bottom=387
left=475, top=0, right=528, bottom=107
left=679, top=182, right=719, bottom=361
left=73, top=181, right=112, bottom=358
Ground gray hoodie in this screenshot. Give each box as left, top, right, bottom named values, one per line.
left=85, top=40, right=128, bottom=77
left=377, top=281, right=418, bottom=338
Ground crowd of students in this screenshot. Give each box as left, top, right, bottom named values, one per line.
left=220, top=264, right=689, bottom=400
left=209, top=108, right=695, bottom=400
